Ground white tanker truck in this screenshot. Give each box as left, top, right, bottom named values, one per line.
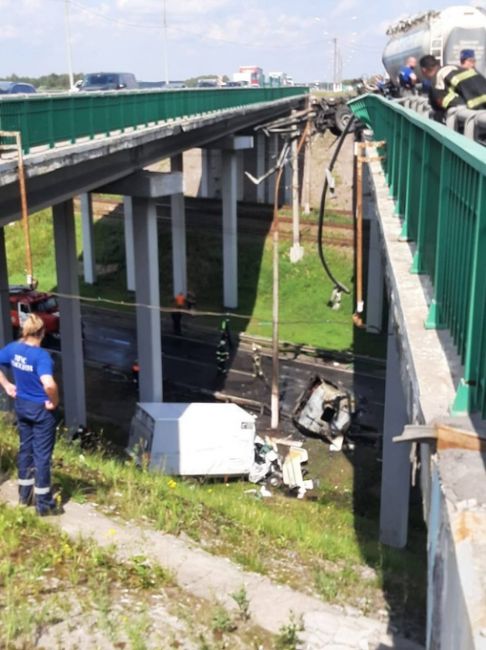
left=382, top=5, right=486, bottom=85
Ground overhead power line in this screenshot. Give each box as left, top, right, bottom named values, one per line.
left=47, top=0, right=335, bottom=51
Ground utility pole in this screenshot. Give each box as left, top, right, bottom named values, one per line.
left=332, top=37, right=339, bottom=91
left=289, top=112, right=304, bottom=263
left=64, top=0, right=74, bottom=90
left=162, top=0, right=169, bottom=86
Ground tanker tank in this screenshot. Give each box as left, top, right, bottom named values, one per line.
left=382, top=5, right=486, bottom=85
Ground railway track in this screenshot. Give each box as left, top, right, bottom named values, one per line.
left=74, top=196, right=355, bottom=246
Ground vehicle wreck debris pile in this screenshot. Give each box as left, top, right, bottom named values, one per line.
left=249, top=434, right=314, bottom=499
left=293, top=375, right=357, bottom=451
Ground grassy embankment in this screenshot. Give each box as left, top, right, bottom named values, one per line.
left=0, top=420, right=426, bottom=645
left=0, top=500, right=280, bottom=649
left=5, top=206, right=385, bottom=355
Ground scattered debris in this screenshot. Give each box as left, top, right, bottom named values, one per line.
left=292, top=375, right=357, bottom=445
left=249, top=435, right=315, bottom=499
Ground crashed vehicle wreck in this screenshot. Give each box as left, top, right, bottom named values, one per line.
left=292, top=375, right=357, bottom=447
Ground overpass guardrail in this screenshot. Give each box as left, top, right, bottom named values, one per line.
left=0, top=87, right=308, bottom=154
left=349, top=94, right=486, bottom=418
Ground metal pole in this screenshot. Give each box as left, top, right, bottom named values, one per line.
left=289, top=118, right=304, bottom=263
left=333, top=37, right=338, bottom=90
left=271, top=168, right=283, bottom=430
left=303, top=102, right=312, bottom=216
left=15, top=134, right=34, bottom=288
left=64, top=0, right=74, bottom=90
left=353, top=143, right=364, bottom=327
left=162, top=0, right=169, bottom=86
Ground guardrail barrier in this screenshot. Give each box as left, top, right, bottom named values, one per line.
left=349, top=93, right=486, bottom=418
left=0, top=87, right=308, bottom=154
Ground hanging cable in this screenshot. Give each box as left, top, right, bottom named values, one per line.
left=316, top=115, right=356, bottom=295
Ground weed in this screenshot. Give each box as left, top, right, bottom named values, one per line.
left=124, top=609, right=151, bottom=650
left=275, top=613, right=304, bottom=650
left=211, top=605, right=236, bottom=634
left=231, top=586, right=251, bottom=621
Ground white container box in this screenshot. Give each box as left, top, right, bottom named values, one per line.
left=128, top=402, right=256, bottom=476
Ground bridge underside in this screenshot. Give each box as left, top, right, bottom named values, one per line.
left=0, top=96, right=304, bottom=432
left=0, top=97, right=303, bottom=223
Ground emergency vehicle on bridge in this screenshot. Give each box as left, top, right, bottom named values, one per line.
left=9, top=286, right=60, bottom=338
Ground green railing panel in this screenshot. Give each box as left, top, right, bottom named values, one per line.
left=0, top=87, right=308, bottom=154
left=349, top=94, right=486, bottom=418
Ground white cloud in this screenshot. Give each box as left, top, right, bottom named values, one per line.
left=0, top=24, right=19, bottom=40
left=116, top=0, right=231, bottom=17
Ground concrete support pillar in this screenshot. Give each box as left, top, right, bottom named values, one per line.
left=379, top=321, right=411, bottom=547
left=0, top=227, right=12, bottom=348
left=366, top=218, right=384, bottom=334
left=283, top=153, right=292, bottom=205
left=123, top=196, right=135, bottom=292
left=222, top=150, right=238, bottom=309
left=200, top=150, right=221, bottom=199
left=256, top=133, right=266, bottom=204
left=80, top=193, right=96, bottom=285
left=200, top=149, right=210, bottom=198
left=53, top=200, right=86, bottom=429
left=133, top=197, right=163, bottom=403
left=236, top=151, right=244, bottom=202
left=0, top=227, right=12, bottom=411
left=266, top=134, right=279, bottom=203
left=170, top=154, right=187, bottom=297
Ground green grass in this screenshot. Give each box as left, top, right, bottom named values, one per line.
left=0, top=501, right=172, bottom=647
left=0, top=421, right=426, bottom=638
left=5, top=208, right=385, bottom=355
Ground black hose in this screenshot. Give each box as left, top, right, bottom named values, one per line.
left=317, top=115, right=356, bottom=294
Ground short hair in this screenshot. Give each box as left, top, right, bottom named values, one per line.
left=21, top=314, right=45, bottom=339
left=420, top=55, right=440, bottom=70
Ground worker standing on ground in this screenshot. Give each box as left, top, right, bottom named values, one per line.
left=220, top=317, right=233, bottom=350
left=251, top=343, right=265, bottom=380
left=0, top=314, right=60, bottom=516
left=216, top=332, right=230, bottom=376
left=171, top=292, right=186, bottom=336
left=398, top=56, right=418, bottom=96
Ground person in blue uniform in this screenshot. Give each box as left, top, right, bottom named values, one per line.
left=398, top=57, right=418, bottom=96
left=0, top=314, right=60, bottom=515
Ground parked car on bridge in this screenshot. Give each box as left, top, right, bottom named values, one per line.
left=0, top=81, right=36, bottom=94
left=9, top=286, right=59, bottom=339
left=79, top=72, right=138, bottom=91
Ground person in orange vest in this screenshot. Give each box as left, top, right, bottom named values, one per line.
left=171, top=293, right=186, bottom=335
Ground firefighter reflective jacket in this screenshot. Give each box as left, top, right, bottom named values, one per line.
left=444, top=67, right=486, bottom=109
left=430, top=65, right=464, bottom=111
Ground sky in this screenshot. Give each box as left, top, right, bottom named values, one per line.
left=1, top=0, right=485, bottom=82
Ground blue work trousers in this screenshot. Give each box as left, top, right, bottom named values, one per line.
left=15, top=398, right=57, bottom=513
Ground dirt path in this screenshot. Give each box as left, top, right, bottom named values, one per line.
left=0, top=480, right=422, bottom=650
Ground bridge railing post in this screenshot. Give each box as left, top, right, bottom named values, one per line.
left=410, top=132, right=430, bottom=274
left=452, top=175, right=486, bottom=416
left=425, top=146, right=451, bottom=331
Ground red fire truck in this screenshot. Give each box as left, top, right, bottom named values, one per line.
left=9, top=286, right=60, bottom=339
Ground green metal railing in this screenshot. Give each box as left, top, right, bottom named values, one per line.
left=349, top=94, right=486, bottom=418
left=0, top=87, right=308, bottom=154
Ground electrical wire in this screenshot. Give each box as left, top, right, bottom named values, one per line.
left=48, top=290, right=351, bottom=326
left=47, top=0, right=326, bottom=51
left=316, top=115, right=356, bottom=295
